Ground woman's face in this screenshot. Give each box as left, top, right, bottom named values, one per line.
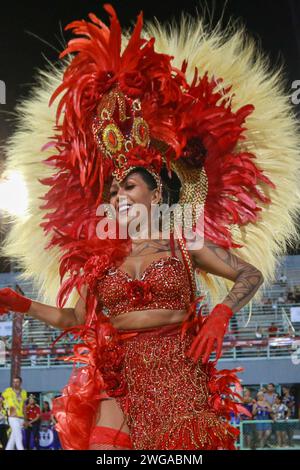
left=257, top=392, right=264, bottom=401
left=109, top=172, right=160, bottom=226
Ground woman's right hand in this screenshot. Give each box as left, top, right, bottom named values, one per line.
left=0, top=287, right=32, bottom=314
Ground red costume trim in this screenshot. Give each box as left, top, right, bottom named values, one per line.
left=89, top=426, right=133, bottom=450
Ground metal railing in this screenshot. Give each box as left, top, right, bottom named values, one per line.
left=1, top=278, right=300, bottom=367
left=236, top=419, right=300, bottom=450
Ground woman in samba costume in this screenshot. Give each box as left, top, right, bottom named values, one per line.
left=1, top=4, right=300, bottom=450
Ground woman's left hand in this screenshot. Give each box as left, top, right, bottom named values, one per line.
left=185, top=303, right=233, bottom=363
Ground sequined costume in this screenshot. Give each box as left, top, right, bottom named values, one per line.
left=113, top=323, right=236, bottom=450
left=97, top=239, right=237, bottom=449
left=53, top=234, right=243, bottom=450
left=97, top=256, right=191, bottom=317
left=2, top=1, right=300, bottom=453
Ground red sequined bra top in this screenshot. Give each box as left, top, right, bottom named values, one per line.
left=97, top=249, right=193, bottom=318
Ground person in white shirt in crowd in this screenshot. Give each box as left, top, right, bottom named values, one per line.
left=272, top=395, right=289, bottom=448
left=281, top=386, right=296, bottom=447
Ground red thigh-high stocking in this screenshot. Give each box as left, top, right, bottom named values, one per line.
left=89, top=425, right=133, bottom=450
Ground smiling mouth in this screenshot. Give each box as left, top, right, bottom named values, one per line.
left=118, top=204, right=132, bottom=214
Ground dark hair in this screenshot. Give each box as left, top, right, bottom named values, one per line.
left=126, top=165, right=181, bottom=205
left=13, top=376, right=22, bottom=383
left=126, top=166, right=158, bottom=191
left=42, top=401, right=51, bottom=412
left=160, top=166, right=181, bottom=205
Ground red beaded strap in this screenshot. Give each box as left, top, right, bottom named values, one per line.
left=176, top=236, right=197, bottom=301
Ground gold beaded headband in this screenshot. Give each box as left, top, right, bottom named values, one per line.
left=117, top=165, right=163, bottom=191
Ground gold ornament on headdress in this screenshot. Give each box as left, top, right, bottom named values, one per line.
left=92, top=88, right=161, bottom=189
left=152, top=138, right=208, bottom=227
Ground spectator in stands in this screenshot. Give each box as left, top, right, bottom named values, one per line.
left=264, top=383, right=277, bottom=407
left=294, top=286, right=300, bottom=303
left=281, top=386, right=296, bottom=446
left=268, top=323, right=278, bottom=338
left=272, top=395, right=289, bottom=448
left=255, top=327, right=267, bottom=357
left=281, top=386, right=296, bottom=418
left=0, top=336, right=7, bottom=354
left=40, top=401, right=53, bottom=428
left=255, top=326, right=266, bottom=339
left=253, top=391, right=273, bottom=448
left=2, top=376, right=27, bottom=450
left=28, top=343, right=37, bottom=367
left=24, top=395, right=40, bottom=450
left=241, top=388, right=256, bottom=449
left=279, top=273, right=287, bottom=285
left=277, top=294, right=286, bottom=304
left=263, top=383, right=279, bottom=447
left=287, top=290, right=296, bottom=304
left=0, top=396, right=8, bottom=450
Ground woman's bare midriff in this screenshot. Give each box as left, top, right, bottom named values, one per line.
left=109, top=308, right=187, bottom=330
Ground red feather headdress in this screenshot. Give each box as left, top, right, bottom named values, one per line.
left=40, top=5, right=275, bottom=309
left=34, top=3, right=278, bottom=450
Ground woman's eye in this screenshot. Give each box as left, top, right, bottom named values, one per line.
left=110, top=191, right=117, bottom=197
left=126, top=184, right=135, bottom=190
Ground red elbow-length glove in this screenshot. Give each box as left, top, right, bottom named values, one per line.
left=185, top=303, right=233, bottom=364
left=0, top=287, right=32, bottom=314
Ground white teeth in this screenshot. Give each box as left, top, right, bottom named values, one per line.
left=118, top=204, right=131, bottom=213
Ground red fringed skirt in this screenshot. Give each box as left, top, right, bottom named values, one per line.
left=53, top=320, right=241, bottom=450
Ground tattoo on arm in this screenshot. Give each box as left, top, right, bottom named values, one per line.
left=130, top=240, right=170, bottom=257
left=224, top=264, right=264, bottom=313
left=192, top=240, right=264, bottom=314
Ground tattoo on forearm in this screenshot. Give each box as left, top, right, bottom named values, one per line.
left=205, top=240, right=249, bottom=272
left=224, top=266, right=263, bottom=313
left=199, top=241, right=263, bottom=314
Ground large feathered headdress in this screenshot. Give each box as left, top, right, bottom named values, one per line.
left=2, top=3, right=300, bottom=309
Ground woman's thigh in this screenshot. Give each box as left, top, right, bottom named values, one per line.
left=95, top=398, right=130, bottom=434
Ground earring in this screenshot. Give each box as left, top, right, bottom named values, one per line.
left=104, top=206, right=115, bottom=220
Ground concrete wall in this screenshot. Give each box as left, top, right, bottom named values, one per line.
left=0, top=366, right=72, bottom=393
left=220, top=357, right=300, bottom=385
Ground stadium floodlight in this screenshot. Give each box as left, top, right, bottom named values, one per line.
left=0, top=171, right=28, bottom=217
